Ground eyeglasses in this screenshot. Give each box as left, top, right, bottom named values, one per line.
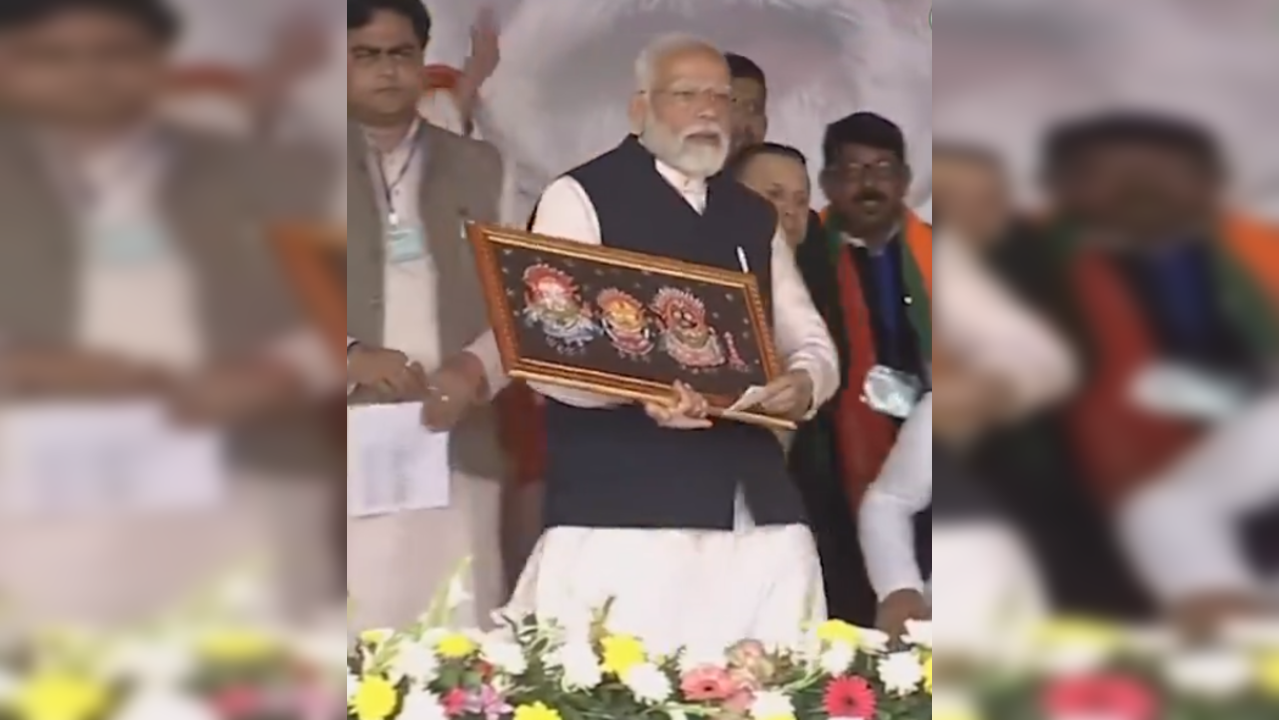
left=826, top=161, right=902, bottom=183
left=650, top=86, right=733, bottom=108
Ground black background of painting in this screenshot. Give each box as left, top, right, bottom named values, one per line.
left=496, top=245, right=769, bottom=396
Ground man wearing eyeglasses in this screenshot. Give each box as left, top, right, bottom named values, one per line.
left=790, top=111, right=933, bottom=627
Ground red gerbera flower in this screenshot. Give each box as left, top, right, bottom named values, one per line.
left=1043, top=674, right=1156, bottom=720
left=210, top=685, right=262, bottom=718
left=442, top=687, right=469, bottom=717
left=824, top=676, right=877, bottom=719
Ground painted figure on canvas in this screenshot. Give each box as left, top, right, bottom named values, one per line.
left=651, top=288, right=725, bottom=370
left=521, top=263, right=596, bottom=350
left=596, top=288, right=655, bottom=359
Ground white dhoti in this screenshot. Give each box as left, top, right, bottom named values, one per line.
left=346, top=470, right=504, bottom=631
left=505, top=493, right=825, bottom=655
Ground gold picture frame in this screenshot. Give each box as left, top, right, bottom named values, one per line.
left=467, top=222, right=795, bottom=431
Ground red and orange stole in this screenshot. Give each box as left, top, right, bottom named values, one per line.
left=1067, top=215, right=1279, bottom=506
left=819, top=209, right=932, bottom=511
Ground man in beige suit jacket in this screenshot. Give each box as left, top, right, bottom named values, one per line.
left=0, top=0, right=340, bottom=624
left=346, top=0, right=508, bottom=630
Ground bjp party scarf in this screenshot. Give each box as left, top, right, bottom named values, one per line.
left=1065, top=215, right=1279, bottom=505
left=818, top=208, right=932, bottom=510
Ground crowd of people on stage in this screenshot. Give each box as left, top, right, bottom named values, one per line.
left=1, top=0, right=1274, bottom=645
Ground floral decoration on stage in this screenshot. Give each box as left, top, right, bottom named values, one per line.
left=0, top=571, right=347, bottom=720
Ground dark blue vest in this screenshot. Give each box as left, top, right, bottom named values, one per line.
left=541, top=136, right=805, bottom=530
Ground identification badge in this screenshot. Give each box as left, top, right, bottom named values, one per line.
left=1130, top=362, right=1246, bottom=421
left=87, top=224, right=171, bottom=266
left=863, top=365, right=924, bottom=418
left=386, top=226, right=427, bottom=264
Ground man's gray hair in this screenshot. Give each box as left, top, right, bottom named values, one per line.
left=634, top=33, right=723, bottom=91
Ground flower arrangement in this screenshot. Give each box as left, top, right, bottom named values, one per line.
left=347, top=589, right=932, bottom=720
left=949, top=618, right=1279, bottom=720
left=0, top=574, right=347, bottom=720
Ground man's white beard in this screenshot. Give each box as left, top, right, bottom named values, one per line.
left=639, top=112, right=729, bottom=179
left=465, top=0, right=932, bottom=221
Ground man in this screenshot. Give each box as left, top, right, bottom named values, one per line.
left=861, top=232, right=1076, bottom=636
left=345, top=0, right=508, bottom=630
left=1032, top=114, right=1279, bottom=626
left=0, top=0, right=338, bottom=623
left=725, top=51, right=766, bottom=158
left=789, top=111, right=931, bottom=626
left=506, top=33, right=839, bottom=653
left=932, top=142, right=1013, bottom=251
left=728, top=142, right=811, bottom=249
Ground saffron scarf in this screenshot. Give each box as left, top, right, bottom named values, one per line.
left=819, top=208, right=932, bottom=510
left=1066, top=216, right=1279, bottom=505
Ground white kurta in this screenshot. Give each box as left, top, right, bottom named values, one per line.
left=0, top=131, right=337, bottom=625
left=1118, top=389, right=1279, bottom=605
left=504, top=156, right=840, bottom=654
left=345, top=120, right=507, bottom=632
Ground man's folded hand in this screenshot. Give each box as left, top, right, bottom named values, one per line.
left=644, top=381, right=712, bottom=429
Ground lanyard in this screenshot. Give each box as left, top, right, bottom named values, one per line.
left=373, top=139, right=420, bottom=228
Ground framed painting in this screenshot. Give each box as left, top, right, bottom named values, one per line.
left=467, top=222, right=794, bottom=430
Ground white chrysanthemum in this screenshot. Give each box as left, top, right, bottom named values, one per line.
left=0, top=669, right=17, bottom=704
left=481, top=637, right=528, bottom=676
left=622, top=662, right=672, bottom=704
left=877, top=651, right=924, bottom=696
left=115, top=689, right=217, bottom=720
left=389, top=641, right=440, bottom=686
left=857, top=628, right=890, bottom=653
left=749, top=690, right=794, bottom=719
left=903, top=620, right=932, bottom=648
left=102, top=639, right=194, bottom=686
left=548, top=641, right=603, bottom=690
left=399, top=690, right=449, bottom=720
left=346, top=672, right=360, bottom=701
left=1164, top=649, right=1252, bottom=698
left=819, top=643, right=855, bottom=676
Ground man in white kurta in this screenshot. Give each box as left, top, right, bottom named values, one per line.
left=859, top=232, right=1076, bottom=640
left=504, top=35, right=839, bottom=655
left=345, top=0, right=508, bottom=632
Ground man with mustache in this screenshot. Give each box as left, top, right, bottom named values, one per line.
left=789, top=111, right=932, bottom=627
left=345, top=0, right=509, bottom=630
left=507, top=33, right=838, bottom=652
left=1025, top=114, right=1279, bottom=628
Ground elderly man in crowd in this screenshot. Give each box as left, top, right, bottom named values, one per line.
left=507, top=33, right=839, bottom=653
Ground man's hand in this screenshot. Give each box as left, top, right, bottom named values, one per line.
left=644, top=382, right=712, bottom=429
left=750, top=370, right=815, bottom=420
left=2, top=349, right=165, bottom=398
left=348, top=344, right=426, bottom=399
left=455, top=7, right=499, bottom=127
left=876, top=588, right=930, bottom=640
left=167, top=362, right=302, bottom=426
left=421, top=353, right=489, bottom=431
left=1169, top=591, right=1269, bottom=640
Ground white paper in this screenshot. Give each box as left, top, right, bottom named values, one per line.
left=347, top=403, right=451, bottom=518
left=1131, top=362, right=1247, bottom=421
left=0, top=401, right=226, bottom=517
left=727, top=385, right=771, bottom=412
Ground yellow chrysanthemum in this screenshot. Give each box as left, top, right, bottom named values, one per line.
left=815, top=619, right=860, bottom=647
left=436, top=632, right=476, bottom=659
left=1035, top=618, right=1122, bottom=652
left=924, top=655, right=933, bottom=693
left=197, top=629, right=277, bottom=664
left=350, top=675, right=398, bottom=720
left=600, top=634, right=646, bottom=676
left=1257, top=652, right=1279, bottom=698
left=13, top=673, right=108, bottom=720
left=514, top=701, right=563, bottom=720
left=934, top=710, right=980, bottom=720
